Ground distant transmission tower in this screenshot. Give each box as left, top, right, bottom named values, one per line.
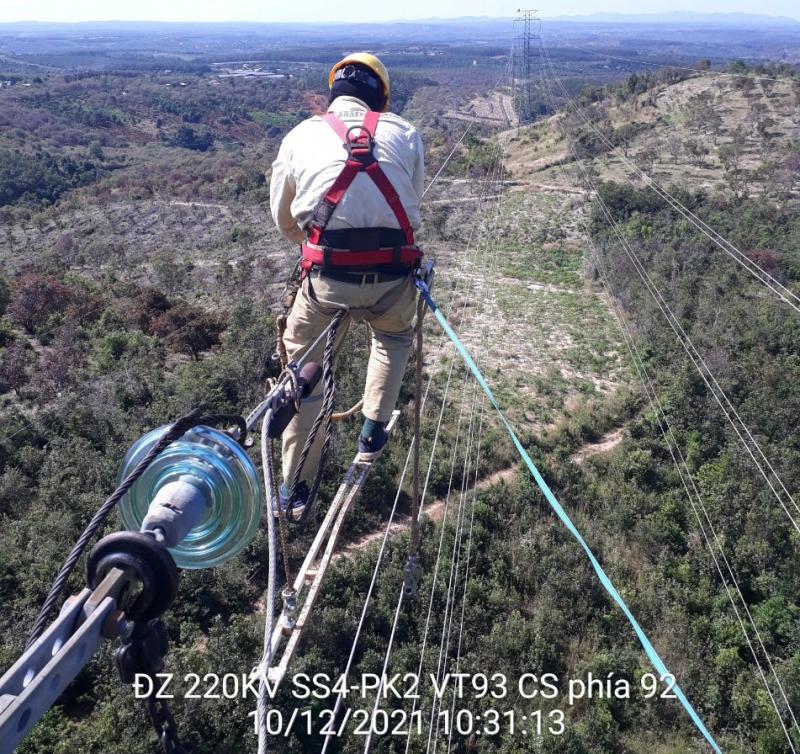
left=513, top=8, right=540, bottom=124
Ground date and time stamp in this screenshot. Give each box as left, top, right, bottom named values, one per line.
left=133, top=671, right=678, bottom=737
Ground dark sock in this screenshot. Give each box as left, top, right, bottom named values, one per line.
left=361, top=418, right=385, bottom=440
left=280, top=482, right=308, bottom=503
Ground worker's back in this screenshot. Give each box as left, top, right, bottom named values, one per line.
left=270, top=95, right=424, bottom=244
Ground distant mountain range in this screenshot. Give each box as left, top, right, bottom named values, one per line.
left=0, top=11, right=798, bottom=31
left=545, top=11, right=800, bottom=26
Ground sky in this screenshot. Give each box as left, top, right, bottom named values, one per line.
left=0, top=0, right=798, bottom=23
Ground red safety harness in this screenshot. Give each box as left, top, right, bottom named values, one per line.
left=300, top=111, right=423, bottom=274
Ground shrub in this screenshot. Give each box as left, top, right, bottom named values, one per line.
left=149, top=303, right=226, bottom=359
left=0, top=275, right=9, bottom=317
left=0, top=341, right=31, bottom=393
left=130, top=287, right=172, bottom=331
left=7, top=274, right=73, bottom=334
left=166, top=126, right=215, bottom=152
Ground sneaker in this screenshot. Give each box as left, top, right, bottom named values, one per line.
left=274, top=481, right=308, bottom=521
left=355, top=427, right=388, bottom=463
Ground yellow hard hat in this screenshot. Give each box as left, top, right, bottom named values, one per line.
left=328, top=52, right=390, bottom=112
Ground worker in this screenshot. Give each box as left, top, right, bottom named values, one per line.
left=269, top=52, right=425, bottom=519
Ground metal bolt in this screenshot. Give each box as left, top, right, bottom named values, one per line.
left=102, top=609, right=135, bottom=640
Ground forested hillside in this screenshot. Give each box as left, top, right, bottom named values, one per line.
left=0, top=25, right=799, bottom=754
left=281, top=63, right=800, bottom=754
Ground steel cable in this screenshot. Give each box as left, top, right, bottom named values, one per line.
left=540, top=41, right=800, bottom=533
left=541, top=52, right=800, bottom=749
left=321, top=106, right=510, bottom=754
left=257, top=409, right=279, bottom=754
left=368, top=107, right=512, bottom=754
left=426, top=146, right=507, bottom=751
left=426, top=382, right=480, bottom=754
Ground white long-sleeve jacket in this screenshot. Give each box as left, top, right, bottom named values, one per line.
left=269, top=96, right=424, bottom=245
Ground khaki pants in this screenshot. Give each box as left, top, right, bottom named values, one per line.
left=281, top=270, right=418, bottom=486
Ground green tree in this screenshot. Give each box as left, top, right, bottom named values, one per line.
left=0, top=275, right=9, bottom=317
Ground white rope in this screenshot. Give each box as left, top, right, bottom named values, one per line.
left=256, top=409, right=279, bottom=754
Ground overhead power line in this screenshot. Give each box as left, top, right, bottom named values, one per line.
left=320, top=122, right=509, bottom=754
left=552, top=139, right=800, bottom=747
left=540, top=40, right=800, bottom=316
left=539, top=35, right=799, bottom=750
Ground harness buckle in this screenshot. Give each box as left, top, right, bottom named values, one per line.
left=361, top=272, right=380, bottom=286
left=344, top=123, right=375, bottom=164
left=311, top=200, right=335, bottom=229
left=416, top=259, right=436, bottom=289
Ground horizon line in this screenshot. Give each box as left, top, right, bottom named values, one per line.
left=1, top=10, right=799, bottom=25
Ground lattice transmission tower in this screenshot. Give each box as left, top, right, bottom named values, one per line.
left=512, top=8, right=540, bottom=124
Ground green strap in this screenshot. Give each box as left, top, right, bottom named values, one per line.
left=415, top=280, right=721, bottom=754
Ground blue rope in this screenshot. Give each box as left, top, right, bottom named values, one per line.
left=415, top=279, right=722, bottom=754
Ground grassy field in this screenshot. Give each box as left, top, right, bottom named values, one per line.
left=424, top=169, right=630, bottom=435
left=505, top=67, right=800, bottom=199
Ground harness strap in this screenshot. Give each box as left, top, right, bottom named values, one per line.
left=307, top=160, right=363, bottom=244
left=307, top=111, right=415, bottom=248
left=300, top=246, right=421, bottom=269
left=364, top=160, right=414, bottom=245
left=320, top=111, right=379, bottom=141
